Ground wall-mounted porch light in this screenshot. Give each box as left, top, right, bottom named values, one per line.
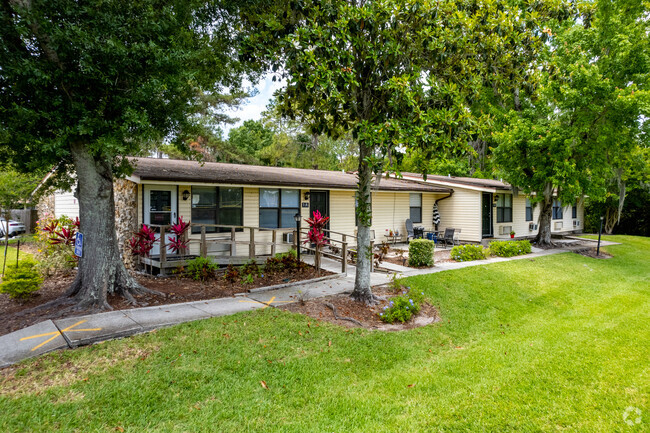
left=182, top=189, right=190, bottom=201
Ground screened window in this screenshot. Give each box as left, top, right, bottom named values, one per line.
left=259, top=189, right=300, bottom=229
left=191, top=187, right=242, bottom=233
left=496, top=194, right=513, bottom=223
left=552, top=199, right=563, bottom=220
left=409, top=193, right=422, bottom=223
left=572, top=203, right=577, bottom=219
left=525, top=198, right=533, bottom=222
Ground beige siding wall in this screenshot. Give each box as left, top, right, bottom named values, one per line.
left=492, top=195, right=585, bottom=239
left=329, top=190, right=356, bottom=240
left=550, top=201, right=584, bottom=234
left=493, top=195, right=535, bottom=239
left=54, top=190, right=80, bottom=219
left=136, top=183, right=445, bottom=252
left=436, top=189, right=482, bottom=242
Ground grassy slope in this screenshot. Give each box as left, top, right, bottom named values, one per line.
left=0, top=235, right=648, bottom=432
left=0, top=245, right=31, bottom=272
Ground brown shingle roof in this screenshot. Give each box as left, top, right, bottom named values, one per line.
left=129, top=158, right=451, bottom=193
left=402, top=172, right=511, bottom=191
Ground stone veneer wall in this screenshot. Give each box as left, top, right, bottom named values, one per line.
left=114, top=178, right=139, bottom=270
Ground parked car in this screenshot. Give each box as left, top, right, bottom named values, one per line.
left=0, top=218, right=26, bottom=238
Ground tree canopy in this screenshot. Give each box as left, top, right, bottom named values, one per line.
left=0, top=0, right=266, bottom=309
left=494, top=0, right=650, bottom=245
left=244, top=0, right=574, bottom=301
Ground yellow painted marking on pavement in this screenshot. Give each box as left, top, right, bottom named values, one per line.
left=19, top=320, right=102, bottom=351
left=239, top=296, right=291, bottom=309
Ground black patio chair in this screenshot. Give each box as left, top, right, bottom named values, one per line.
left=441, top=228, right=455, bottom=249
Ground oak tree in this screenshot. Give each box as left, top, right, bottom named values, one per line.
left=0, top=0, right=262, bottom=309
left=247, top=0, right=572, bottom=302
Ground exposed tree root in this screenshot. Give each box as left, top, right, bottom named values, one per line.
left=324, top=302, right=363, bottom=327
left=350, top=291, right=383, bottom=306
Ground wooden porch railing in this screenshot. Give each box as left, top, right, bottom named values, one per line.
left=142, top=223, right=349, bottom=275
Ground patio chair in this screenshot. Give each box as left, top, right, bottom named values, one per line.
left=453, top=228, right=461, bottom=246
left=441, top=228, right=455, bottom=249
left=405, top=219, right=414, bottom=243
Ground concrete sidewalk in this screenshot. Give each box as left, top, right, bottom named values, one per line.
left=0, top=244, right=595, bottom=368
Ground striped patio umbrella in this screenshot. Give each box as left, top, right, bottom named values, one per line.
left=432, top=202, right=441, bottom=226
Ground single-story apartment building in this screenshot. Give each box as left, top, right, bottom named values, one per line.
left=42, top=158, right=452, bottom=265
left=42, top=159, right=584, bottom=267
left=400, top=173, right=585, bottom=243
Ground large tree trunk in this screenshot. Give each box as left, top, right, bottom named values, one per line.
left=65, top=142, right=150, bottom=310
left=352, top=141, right=375, bottom=304
left=535, top=187, right=554, bottom=248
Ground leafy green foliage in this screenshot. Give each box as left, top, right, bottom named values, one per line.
left=241, top=273, right=255, bottom=285
left=379, top=288, right=425, bottom=324
left=223, top=264, right=240, bottom=284
left=488, top=240, right=532, bottom=258
left=185, top=257, right=218, bottom=282
left=34, top=215, right=78, bottom=275
left=494, top=0, right=650, bottom=242
left=244, top=0, right=573, bottom=297
left=242, top=260, right=261, bottom=278
left=450, top=244, right=487, bottom=262
left=0, top=171, right=40, bottom=218
left=408, top=239, right=435, bottom=267
left=0, top=258, right=42, bottom=300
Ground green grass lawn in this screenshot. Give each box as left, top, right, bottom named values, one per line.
left=1, top=235, right=648, bottom=432
left=0, top=244, right=31, bottom=273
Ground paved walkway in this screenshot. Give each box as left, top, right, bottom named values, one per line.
left=0, top=240, right=615, bottom=368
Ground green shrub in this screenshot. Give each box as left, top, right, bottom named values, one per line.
left=185, top=257, right=218, bottom=281
left=0, top=259, right=43, bottom=300
left=408, top=239, right=435, bottom=267
left=489, top=240, right=532, bottom=257
left=450, top=244, right=487, bottom=262
left=379, top=288, right=425, bottom=323
left=223, top=264, right=239, bottom=283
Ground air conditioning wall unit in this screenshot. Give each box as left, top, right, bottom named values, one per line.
left=499, top=225, right=512, bottom=235
left=529, top=223, right=538, bottom=231
left=554, top=221, right=563, bottom=230
left=283, top=232, right=294, bottom=244
left=573, top=220, right=580, bottom=228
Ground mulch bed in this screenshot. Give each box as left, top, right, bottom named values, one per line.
left=573, top=247, right=613, bottom=259
left=280, top=286, right=440, bottom=331
left=0, top=266, right=332, bottom=336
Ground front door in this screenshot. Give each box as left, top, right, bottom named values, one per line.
left=143, top=185, right=177, bottom=256
left=482, top=192, right=493, bottom=238
left=309, top=190, right=330, bottom=231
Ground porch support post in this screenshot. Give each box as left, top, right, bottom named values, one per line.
left=271, top=230, right=277, bottom=257
left=249, top=227, right=255, bottom=258
left=341, top=241, right=347, bottom=274
left=369, top=239, right=374, bottom=272
left=159, top=226, right=167, bottom=275
left=231, top=227, right=236, bottom=256
left=200, top=226, right=207, bottom=258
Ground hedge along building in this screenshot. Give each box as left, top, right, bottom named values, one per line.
left=46, top=158, right=451, bottom=269
left=400, top=173, right=585, bottom=243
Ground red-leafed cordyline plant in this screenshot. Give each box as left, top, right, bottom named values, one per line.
left=128, top=224, right=158, bottom=275
left=168, top=217, right=190, bottom=274
left=44, top=216, right=81, bottom=265
left=304, top=210, right=330, bottom=275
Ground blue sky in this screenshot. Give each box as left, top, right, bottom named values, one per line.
left=222, top=75, right=286, bottom=137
